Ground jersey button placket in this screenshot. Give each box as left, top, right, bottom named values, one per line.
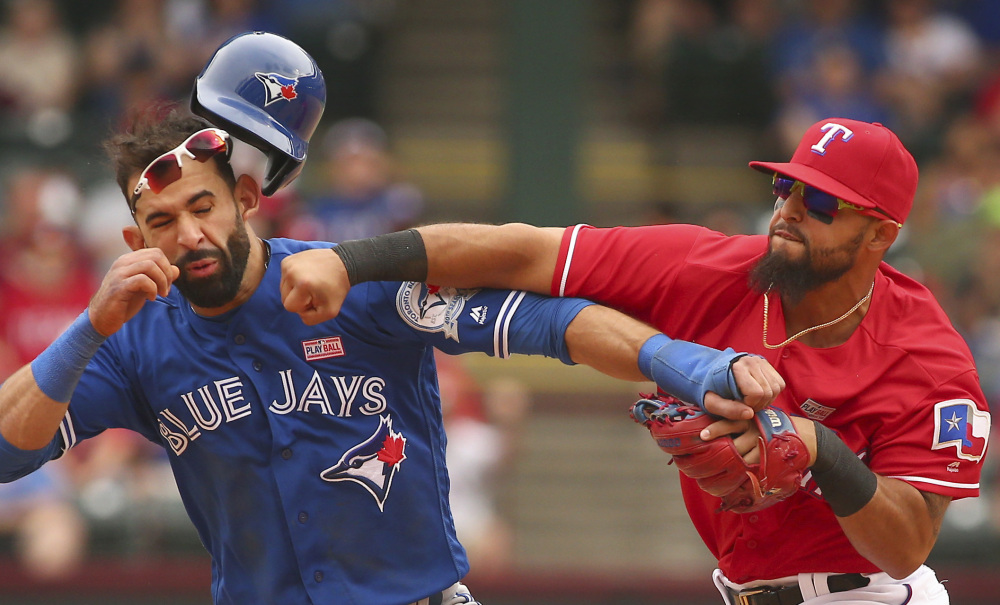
left=281, top=448, right=292, bottom=460
left=298, top=511, right=309, bottom=524
left=234, top=334, right=246, bottom=345
left=314, top=571, right=324, bottom=583
left=252, top=360, right=263, bottom=371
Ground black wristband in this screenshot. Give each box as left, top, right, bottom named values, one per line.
left=332, top=229, right=429, bottom=285
left=811, top=423, right=878, bottom=517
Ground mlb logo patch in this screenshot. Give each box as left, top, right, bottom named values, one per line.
left=932, top=399, right=990, bottom=462
left=799, top=399, right=835, bottom=422
left=302, top=337, right=345, bottom=361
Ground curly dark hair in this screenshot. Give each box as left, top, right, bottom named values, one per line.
left=103, top=102, right=237, bottom=213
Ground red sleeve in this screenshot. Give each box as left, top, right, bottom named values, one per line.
left=551, top=224, right=767, bottom=337
left=868, top=370, right=990, bottom=499
left=552, top=224, right=719, bottom=326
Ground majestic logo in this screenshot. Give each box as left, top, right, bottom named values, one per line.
left=799, top=399, right=835, bottom=422
left=254, top=72, right=300, bottom=106
left=811, top=122, right=854, bottom=155
left=396, top=282, right=477, bottom=342
left=302, top=336, right=345, bottom=361
left=320, top=415, right=407, bottom=511
left=469, top=305, right=488, bottom=324
left=932, top=399, right=990, bottom=462
left=947, top=461, right=961, bottom=473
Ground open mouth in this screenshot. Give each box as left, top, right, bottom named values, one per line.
left=184, top=258, right=219, bottom=279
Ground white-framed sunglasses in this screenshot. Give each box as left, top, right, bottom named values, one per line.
left=130, top=128, right=231, bottom=210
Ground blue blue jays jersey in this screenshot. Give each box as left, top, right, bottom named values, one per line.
left=1, top=238, right=591, bottom=605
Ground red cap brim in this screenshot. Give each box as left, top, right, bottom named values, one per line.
left=749, top=160, right=878, bottom=211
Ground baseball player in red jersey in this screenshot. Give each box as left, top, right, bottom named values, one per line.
left=281, top=118, right=990, bottom=604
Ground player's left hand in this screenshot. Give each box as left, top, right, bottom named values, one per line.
left=280, top=248, right=351, bottom=325
left=631, top=395, right=810, bottom=512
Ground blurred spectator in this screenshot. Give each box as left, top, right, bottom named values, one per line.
left=876, top=0, right=984, bottom=160
left=769, top=0, right=885, bottom=110
left=266, top=0, right=398, bottom=121
left=283, top=118, right=423, bottom=242
left=777, top=44, right=893, bottom=154
left=774, top=42, right=892, bottom=155
left=628, top=0, right=777, bottom=129
left=0, top=166, right=95, bottom=579
left=436, top=351, right=530, bottom=572
left=79, top=0, right=202, bottom=127
left=0, top=167, right=97, bottom=376
left=0, top=0, right=79, bottom=147
left=0, top=464, right=85, bottom=580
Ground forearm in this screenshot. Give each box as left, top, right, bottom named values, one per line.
left=807, top=421, right=944, bottom=578
left=836, top=477, right=945, bottom=578
left=418, top=223, right=563, bottom=293
left=564, top=305, right=655, bottom=381
left=0, top=364, right=69, bottom=450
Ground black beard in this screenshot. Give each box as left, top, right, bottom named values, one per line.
left=749, top=229, right=864, bottom=304
left=173, top=217, right=251, bottom=309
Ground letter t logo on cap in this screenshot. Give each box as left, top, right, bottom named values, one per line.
left=811, top=123, right=855, bottom=155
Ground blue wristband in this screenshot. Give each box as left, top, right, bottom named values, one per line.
left=637, top=333, right=745, bottom=410
left=30, top=311, right=106, bottom=403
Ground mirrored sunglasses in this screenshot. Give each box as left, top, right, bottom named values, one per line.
left=130, top=128, right=231, bottom=211
left=772, top=174, right=867, bottom=224
left=772, top=173, right=901, bottom=227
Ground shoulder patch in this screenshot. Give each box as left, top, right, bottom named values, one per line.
left=932, top=399, right=990, bottom=462
left=395, top=282, right=478, bottom=342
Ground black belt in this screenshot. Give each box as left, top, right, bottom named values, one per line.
left=727, top=573, right=870, bottom=605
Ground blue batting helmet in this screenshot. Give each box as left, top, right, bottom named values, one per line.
left=191, top=31, right=326, bottom=196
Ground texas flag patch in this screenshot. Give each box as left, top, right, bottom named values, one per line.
left=932, top=399, right=990, bottom=462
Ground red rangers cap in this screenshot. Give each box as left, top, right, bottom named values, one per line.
left=749, top=118, right=918, bottom=225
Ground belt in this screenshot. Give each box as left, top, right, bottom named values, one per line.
left=727, top=573, right=870, bottom=605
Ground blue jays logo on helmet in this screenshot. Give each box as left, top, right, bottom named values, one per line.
left=320, top=415, right=407, bottom=511
left=254, top=72, right=300, bottom=106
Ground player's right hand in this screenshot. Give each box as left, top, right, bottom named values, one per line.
left=88, top=248, right=179, bottom=337
left=280, top=248, right=351, bottom=325
left=731, top=354, right=785, bottom=411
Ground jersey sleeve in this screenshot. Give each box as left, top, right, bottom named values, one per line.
left=0, top=338, right=160, bottom=482
left=365, top=281, right=591, bottom=362
left=551, top=224, right=756, bottom=329
left=868, top=369, right=990, bottom=499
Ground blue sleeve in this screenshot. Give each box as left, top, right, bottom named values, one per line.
left=0, top=425, right=62, bottom=483
left=503, top=294, right=592, bottom=364
left=363, top=282, right=592, bottom=363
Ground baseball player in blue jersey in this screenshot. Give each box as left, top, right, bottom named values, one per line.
left=0, top=34, right=785, bottom=605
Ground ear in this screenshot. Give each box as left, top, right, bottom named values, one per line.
left=233, top=174, right=261, bottom=220
left=122, top=225, right=146, bottom=251
left=867, top=219, right=899, bottom=252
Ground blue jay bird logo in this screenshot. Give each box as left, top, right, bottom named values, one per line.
left=254, top=71, right=300, bottom=106
left=320, top=416, right=407, bottom=511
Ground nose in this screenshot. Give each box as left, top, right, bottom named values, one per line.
left=175, top=212, right=205, bottom=249
left=776, top=191, right=806, bottom=223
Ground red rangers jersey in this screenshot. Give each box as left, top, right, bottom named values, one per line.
left=552, top=223, right=990, bottom=582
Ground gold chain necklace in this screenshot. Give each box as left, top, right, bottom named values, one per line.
left=762, top=280, right=874, bottom=349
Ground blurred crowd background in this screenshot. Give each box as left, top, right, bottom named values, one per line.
left=1, top=0, right=999, bottom=603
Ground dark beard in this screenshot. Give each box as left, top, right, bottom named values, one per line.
left=749, top=230, right=864, bottom=304
left=173, top=218, right=252, bottom=309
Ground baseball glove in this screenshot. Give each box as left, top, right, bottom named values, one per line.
left=630, top=394, right=809, bottom=513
